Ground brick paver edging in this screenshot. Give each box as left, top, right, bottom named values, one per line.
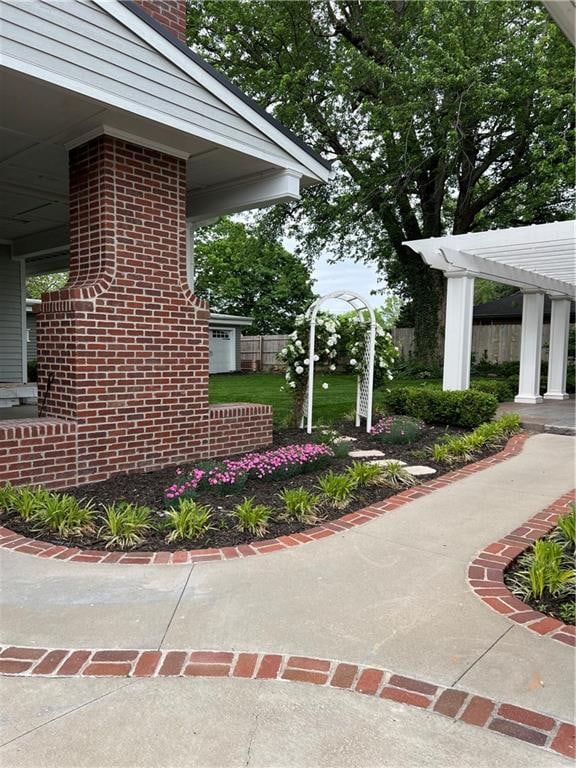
left=0, top=644, right=573, bottom=759
left=0, top=433, right=530, bottom=565
left=469, top=490, right=576, bottom=647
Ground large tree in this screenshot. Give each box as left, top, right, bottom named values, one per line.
left=194, top=219, right=315, bottom=334
left=187, top=0, right=574, bottom=364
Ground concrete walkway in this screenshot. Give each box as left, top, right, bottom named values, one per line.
left=498, top=398, right=575, bottom=434
left=1, top=433, right=574, bottom=766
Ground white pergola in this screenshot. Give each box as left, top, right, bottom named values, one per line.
left=405, top=220, right=576, bottom=404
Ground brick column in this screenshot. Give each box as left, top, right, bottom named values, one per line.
left=36, top=135, right=210, bottom=483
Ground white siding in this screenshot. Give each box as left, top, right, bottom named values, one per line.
left=1, top=0, right=294, bottom=165
left=0, top=247, right=24, bottom=383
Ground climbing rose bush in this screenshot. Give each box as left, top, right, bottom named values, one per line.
left=341, top=313, right=398, bottom=387
left=165, top=443, right=334, bottom=501
left=277, top=312, right=341, bottom=425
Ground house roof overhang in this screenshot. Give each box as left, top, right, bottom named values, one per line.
left=404, top=221, right=576, bottom=300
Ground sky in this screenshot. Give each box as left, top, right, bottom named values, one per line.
left=282, top=236, right=388, bottom=313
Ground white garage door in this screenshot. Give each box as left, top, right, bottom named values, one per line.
left=209, top=328, right=235, bottom=373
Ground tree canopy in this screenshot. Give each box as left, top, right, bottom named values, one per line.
left=187, top=0, right=574, bottom=363
left=193, top=219, right=315, bottom=334
left=26, top=272, right=68, bottom=299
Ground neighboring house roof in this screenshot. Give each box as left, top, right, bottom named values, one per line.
left=473, top=291, right=576, bottom=322
left=123, top=0, right=332, bottom=173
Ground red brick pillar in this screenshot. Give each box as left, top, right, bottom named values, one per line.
left=36, top=135, right=210, bottom=483
left=133, top=0, right=187, bottom=43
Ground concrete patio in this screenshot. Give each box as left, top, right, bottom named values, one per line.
left=498, top=398, right=575, bottom=435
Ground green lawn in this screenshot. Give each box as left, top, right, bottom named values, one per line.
left=209, top=372, right=446, bottom=426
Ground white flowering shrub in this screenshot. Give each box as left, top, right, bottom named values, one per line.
left=339, top=314, right=398, bottom=387
left=278, top=312, right=341, bottom=425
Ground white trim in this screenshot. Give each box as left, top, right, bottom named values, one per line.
left=65, top=125, right=191, bottom=159
left=0, top=54, right=307, bottom=176
left=19, top=255, right=27, bottom=384
left=92, top=0, right=331, bottom=182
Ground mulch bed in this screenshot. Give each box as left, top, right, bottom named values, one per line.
left=2, top=421, right=509, bottom=553
left=503, top=549, right=575, bottom=625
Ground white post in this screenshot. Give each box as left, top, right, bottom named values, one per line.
left=515, top=291, right=545, bottom=404
left=544, top=296, right=571, bottom=400
left=442, top=274, right=475, bottom=391
left=306, top=317, right=316, bottom=434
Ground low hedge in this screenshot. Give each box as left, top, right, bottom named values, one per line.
left=382, top=387, right=498, bottom=428
left=470, top=379, right=516, bottom=402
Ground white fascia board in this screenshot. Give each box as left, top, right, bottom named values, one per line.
left=406, top=221, right=575, bottom=253
left=541, top=0, right=576, bottom=45
left=188, top=169, right=301, bottom=223
left=93, top=0, right=332, bottom=183
left=406, top=242, right=575, bottom=299
left=0, top=54, right=305, bottom=177
left=209, top=313, right=253, bottom=326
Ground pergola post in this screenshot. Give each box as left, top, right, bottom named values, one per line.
left=442, top=274, right=475, bottom=391
left=515, top=291, right=545, bottom=404
left=544, top=296, right=571, bottom=400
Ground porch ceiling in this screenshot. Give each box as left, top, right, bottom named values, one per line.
left=0, top=68, right=294, bottom=251
left=404, top=221, right=576, bottom=299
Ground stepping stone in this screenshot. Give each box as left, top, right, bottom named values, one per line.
left=349, top=449, right=386, bottom=458
left=367, top=459, right=407, bottom=467
left=405, top=465, right=437, bottom=477
left=334, top=436, right=357, bottom=443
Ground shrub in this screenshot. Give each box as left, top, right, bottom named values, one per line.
left=510, top=539, right=574, bottom=601
left=381, top=387, right=498, bottom=428
left=98, top=502, right=154, bottom=549
left=278, top=487, right=322, bottom=524
left=379, top=460, right=416, bottom=488
left=346, top=461, right=383, bottom=487
left=231, top=497, right=271, bottom=536
left=371, top=415, right=424, bottom=444
left=165, top=499, right=213, bottom=543
left=471, top=380, right=515, bottom=402
left=35, top=493, right=95, bottom=538
left=316, top=471, right=356, bottom=508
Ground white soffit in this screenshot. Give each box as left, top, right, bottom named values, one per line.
left=541, top=0, right=576, bottom=45
left=404, top=221, right=576, bottom=299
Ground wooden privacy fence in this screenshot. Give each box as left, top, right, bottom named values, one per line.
left=391, top=324, right=572, bottom=363
left=242, top=324, right=575, bottom=370
left=241, top=335, right=290, bottom=370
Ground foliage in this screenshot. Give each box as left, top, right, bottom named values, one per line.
left=187, top=1, right=574, bottom=364
left=382, top=387, right=498, bottom=428
left=277, top=312, right=341, bottom=424
left=550, top=505, right=576, bottom=554
left=0, top=484, right=50, bottom=521
left=314, top=427, right=353, bottom=458
left=379, top=461, right=416, bottom=489
left=345, top=460, right=383, bottom=487
left=98, top=502, right=153, bottom=549
left=35, top=493, right=95, bottom=538
left=165, top=499, right=214, bottom=543
left=371, top=415, right=424, bottom=444
left=470, top=379, right=516, bottom=403
left=26, top=272, right=68, bottom=299
left=336, top=311, right=399, bottom=387
left=510, top=539, right=574, bottom=602
left=474, top=280, right=518, bottom=306
left=316, top=471, right=356, bottom=508
left=559, top=602, right=576, bottom=624
left=231, top=497, right=271, bottom=536
left=165, top=443, right=334, bottom=501
left=193, top=219, right=314, bottom=334
left=278, top=487, right=322, bottom=524
left=431, top=413, right=521, bottom=464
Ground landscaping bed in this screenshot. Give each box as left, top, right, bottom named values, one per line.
left=0, top=414, right=520, bottom=553
left=504, top=506, right=575, bottom=625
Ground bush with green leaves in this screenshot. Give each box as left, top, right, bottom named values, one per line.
left=35, top=492, right=95, bottom=538
left=379, top=461, right=416, bottom=489
left=470, top=379, right=516, bottom=402
left=430, top=414, right=521, bottom=464
left=346, top=461, right=383, bottom=487
left=314, top=427, right=352, bottom=458
left=550, top=505, right=576, bottom=554
left=164, top=499, right=214, bottom=543
left=381, top=387, right=498, bottom=428
left=231, top=497, right=271, bottom=536
left=316, top=471, right=356, bottom=508
left=371, top=415, right=424, bottom=445
left=278, top=487, right=322, bottom=524
left=1, top=485, right=51, bottom=521
left=98, top=502, right=154, bottom=549
left=509, top=539, right=574, bottom=603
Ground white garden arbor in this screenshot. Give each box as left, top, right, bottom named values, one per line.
left=302, top=290, right=376, bottom=433
left=405, top=220, right=576, bottom=403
